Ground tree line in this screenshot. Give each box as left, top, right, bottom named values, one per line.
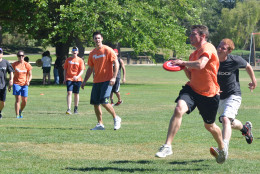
left=0, top=0, right=259, bottom=61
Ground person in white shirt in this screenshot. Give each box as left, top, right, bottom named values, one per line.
left=41, top=51, right=52, bottom=85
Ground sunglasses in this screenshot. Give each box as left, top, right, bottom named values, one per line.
left=18, top=55, right=24, bottom=57
left=72, top=49, right=78, bottom=52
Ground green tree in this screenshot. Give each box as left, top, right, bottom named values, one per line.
left=216, top=0, right=260, bottom=49
left=0, top=0, right=201, bottom=80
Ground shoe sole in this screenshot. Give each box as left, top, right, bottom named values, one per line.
left=210, top=147, right=226, bottom=164
left=210, top=147, right=218, bottom=158
left=155, top=152, right=173, bottom=158
left=91, top=128, right=105, bottom=130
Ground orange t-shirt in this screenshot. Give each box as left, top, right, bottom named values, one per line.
left=12, top=61, right=32, bottom=86
left=187, top=42, right=220, bottom=97
left=64, top=57, right=85, bottom=81
left=88, top=45, right=117, bottom=83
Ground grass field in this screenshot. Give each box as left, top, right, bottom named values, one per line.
left=0, top=65, right=259, bottom=173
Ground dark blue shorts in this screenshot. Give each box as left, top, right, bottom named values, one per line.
left=112, top=78, right=120, bottom=93
left=13, top=84, right=28, bottom=97
left=42, top=67, right=51, bottom=73
left=66, top=81, right=82, bottom=94
left=90, top=81, right=112, bottom=105
left=175, top=85, right=220, bottom=124
left=0, top=86, right=7, bottom=101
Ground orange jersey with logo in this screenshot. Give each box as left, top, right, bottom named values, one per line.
left=187, top=42, right=220, bottom=97
left=12, top=61, right=32, bottom=86
left=88, top=45, right=117, bottom=83
left=64, top=57, right=85, bottom=81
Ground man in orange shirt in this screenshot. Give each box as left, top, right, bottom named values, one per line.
left=12, top=50, right=32, bottom=118
left=81, top=31, right=121, bottom=130
left=63, top=47, right=85, bottom=114
left=155, top=25, right=226, bottom=164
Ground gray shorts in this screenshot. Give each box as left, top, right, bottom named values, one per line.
left=90, top=81, right=112, bottom=105
left=218, top=95, right=242, bottom=123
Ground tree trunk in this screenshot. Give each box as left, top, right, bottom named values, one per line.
left=55, top=41, right=70, bottom=84
left=0, top=26, right=2, bottom=45
left=74, top=36, right=85, bottom=59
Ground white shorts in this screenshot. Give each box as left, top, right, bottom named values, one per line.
left=218, top=95, right=242, bottom=123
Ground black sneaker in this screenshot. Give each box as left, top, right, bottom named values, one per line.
left=74, top=108, right=78, bottom=114
left=243, top=121, right=253, bottom=144
left=0, top=112, right=2, bottom=119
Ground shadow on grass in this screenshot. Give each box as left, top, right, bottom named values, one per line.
left=110, top=160, right=152, bottom=164
left=169, top=159, right=205, bottom=165
left=65, top=159, right=205, bottom=173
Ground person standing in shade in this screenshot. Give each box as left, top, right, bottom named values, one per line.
left=110, top=48, right=126, bottom=106
left=12, top=51, right=32, bottom=118
left=0, top=48, right=14, bottom=119
left=216, top=38, right=256, bottom=159
left=81, top=31, right=121, bottom=130
left=53, top=58, right=60, bottom=85
left=41, top=51, right=52, bottom=85
left=155, top=25, right=226, bottom=164
left=63, top=47, right=85, bottom=114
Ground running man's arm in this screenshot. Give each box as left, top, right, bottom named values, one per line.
left=245, top=63, right=257, bottom=91
left=110, top=59, right=119, bottom=86
left=120, top=59, right=126, bottom=83
left=173, top=56, right=209, bottom=70
left=8, top=72, right=14, bottom=92
left=81, top=67, right=93, bottom=89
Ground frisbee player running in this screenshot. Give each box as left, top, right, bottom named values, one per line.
left=216, top=38, right=256, bottom=159
left=12, top=51, right=32, bottom=118
left=155, top=25, right=227, bottom=164
left=0, top=48, right=14, bottom=119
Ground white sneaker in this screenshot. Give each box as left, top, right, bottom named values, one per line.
left=114, top=116, right=121, bottom=130
left=210, top=147, right=227, bottom=164
left=155, top=144, right=173, bottom=158
left=91, top=123, right=105, bottom=130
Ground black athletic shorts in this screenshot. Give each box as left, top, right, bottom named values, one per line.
left=175, top=85, right=220, bottom=124
left=111, top=78, right=120, bottom=93
left=0, top=86, right=7, bottom=102
left=42, top=67, right=51, bottom=73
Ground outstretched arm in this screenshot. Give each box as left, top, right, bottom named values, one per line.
left=245, top=63, right=257, bottom=92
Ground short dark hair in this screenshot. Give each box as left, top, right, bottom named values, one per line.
left=93, top=31, right=102, bottom=39
left=191, top=25, right=209, bottom=39
left=17, top=50, right=24, bottom=56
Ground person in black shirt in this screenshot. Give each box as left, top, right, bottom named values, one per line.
left=0, top=48, right=14, bottom=119
left=217, top=38, right=257, bottom=159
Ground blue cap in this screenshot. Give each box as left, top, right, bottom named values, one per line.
left=0, top=48, right=3, bottom=53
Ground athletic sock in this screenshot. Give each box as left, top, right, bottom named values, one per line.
left=74, top=106, right=78, bottom=110
left=240, top=125, right=248, bottom=135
